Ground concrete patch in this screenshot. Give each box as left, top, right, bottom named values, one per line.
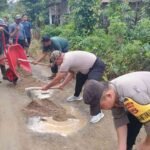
left=27, top=106, right=87, bottom=137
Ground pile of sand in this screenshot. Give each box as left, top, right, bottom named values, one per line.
left=17, top=70, right=76, bottom=122
left=23, top=99, right=75, bottom=122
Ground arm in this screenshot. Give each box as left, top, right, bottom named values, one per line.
left=9, top=25, right=19, bottom=38
left=112, top=107, right=129, bottom=150
left=117, top=125, right=127, bottom=150
left=41, top=72, right=67, bottom=90
left=32, top=52, right=48, bottom=64
left=54, top=72, right=74, bottom=89
left=0, top=27, right=4, bottom=31
left=138, top=136, right=150, bottom=150
left=61, top=72, right=74, bottom=87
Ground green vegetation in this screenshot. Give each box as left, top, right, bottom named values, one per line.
left=0, top=0, right=150, bottom=79
left=41, top=1, right=150, bottom=78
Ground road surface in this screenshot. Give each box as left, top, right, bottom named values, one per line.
left=0, top=66, right=145, bottom=150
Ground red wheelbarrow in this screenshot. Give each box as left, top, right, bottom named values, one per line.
left=0, top=32, right=32, bottom=84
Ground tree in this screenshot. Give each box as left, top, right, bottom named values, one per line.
left=69, top=0, right=100, bottom=35
left=19, top=0, right=49, bottom=27
left=0, top=0, right=8, bottom=14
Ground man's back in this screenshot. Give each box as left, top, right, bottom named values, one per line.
left=51, top=37, right=68, bottom=51
left=111, top=71, right=150, bottom=104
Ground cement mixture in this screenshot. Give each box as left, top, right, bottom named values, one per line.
left=24, top=99, right=87, bottom=137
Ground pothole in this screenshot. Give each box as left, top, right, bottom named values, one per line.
left=24, top=99, right=87, bottom=137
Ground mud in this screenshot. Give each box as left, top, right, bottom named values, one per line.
left=23, top=99, right=75, bottom=122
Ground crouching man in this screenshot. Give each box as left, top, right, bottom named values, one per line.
left=41, top=50, right=106, bottom=123
left=33, top=36, right=69, bottom=79
left=83, top=71, right=150, bottom=150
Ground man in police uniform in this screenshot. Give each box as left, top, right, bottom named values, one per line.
left=41, top=50, right=105, bottom=123
left=83, top=71, right=150, bottom=150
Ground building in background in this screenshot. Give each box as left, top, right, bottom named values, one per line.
left=48, top=0, right=143, bottom=26
left=48, top=0, right=70, bottom=25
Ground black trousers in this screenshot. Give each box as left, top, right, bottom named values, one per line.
left=27, top=37, right=31, bottom=47
left=127, top=113, right=142, bottom=150
left=0, top=64, right=6, bottom=77
left=74, top=58, right=105, bottom=115
left=74, top=58, right=105, bottom=97
left=74, top=73, right=88, bottom=97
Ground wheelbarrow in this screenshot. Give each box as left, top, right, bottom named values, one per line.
left=0, top=31, right=32, bottom=84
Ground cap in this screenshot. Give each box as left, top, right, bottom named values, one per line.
left=0, top=18, right=6, bottom=26
left=83, top=80, right=108, bottom=115
left=41, top=35, right=50, bottom=42
left=15, top=14, right=22, bottom=20
left=50, top=50, right=62, bottom=66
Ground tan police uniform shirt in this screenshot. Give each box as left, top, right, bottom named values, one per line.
left=59, top=51, right=97, bottom=74
left=111, top=71, right=150, bottom=135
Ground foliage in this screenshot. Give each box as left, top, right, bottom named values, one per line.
left=6, top=0, right=150, bottom=79
left=41, top=25, right=62, bottom=37
left=0, top=0, right=8, bottom=16
left=133, top=18, right=150, bottom=43
left=16, top=0, right=49, bottom=26
left=69, top=0, right=100, bottom=35
left=0, top=0, right=7, bottom=11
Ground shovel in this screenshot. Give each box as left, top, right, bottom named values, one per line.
left=18, top=58, right=50, bottom=67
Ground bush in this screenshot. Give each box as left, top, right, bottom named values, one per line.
left=133, top=18, right=150, bottom=43
left=41, top=25, right=62, bottom=37
left=106, top=40, right=150, bottom=79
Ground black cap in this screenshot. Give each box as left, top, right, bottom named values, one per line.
left=83, top=80, right=108, bottom=115
left=41, top=35, right=50, bottom=42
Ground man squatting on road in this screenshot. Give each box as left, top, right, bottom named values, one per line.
left=33, top=36, right=69, bottom=79
left=41, top=50, right=106, bottom=123
left=83, top=71, right=150, bottom=150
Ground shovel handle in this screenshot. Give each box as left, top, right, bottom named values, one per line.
left=18, top=58, right=50, bottom=67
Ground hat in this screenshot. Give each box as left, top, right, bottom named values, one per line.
left=15, top=14, right=22, bottom=20
left=50, top=50, right=62, bottom=66
left=41, top=35, right=50, bottom=42
left=83, top=80, right=108, bottom=115
left=0, top=18, right=6, bottom=26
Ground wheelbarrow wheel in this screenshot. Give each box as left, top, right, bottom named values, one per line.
left=6, top=68, right=18, bottom=84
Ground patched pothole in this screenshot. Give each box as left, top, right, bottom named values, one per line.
left=24, top=99, right=87, bottom=137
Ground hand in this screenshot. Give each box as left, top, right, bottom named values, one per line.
left=137, top=143, right=149, bottom=150
left=52, top=84, right=64, bottom=90
left=16, top=26, right=20, bottom=31
left=41, top=85, right=49, bottom=91
left=0, top=27, right=4, bottom=31
left=32, top=61, right=38, bottom=65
